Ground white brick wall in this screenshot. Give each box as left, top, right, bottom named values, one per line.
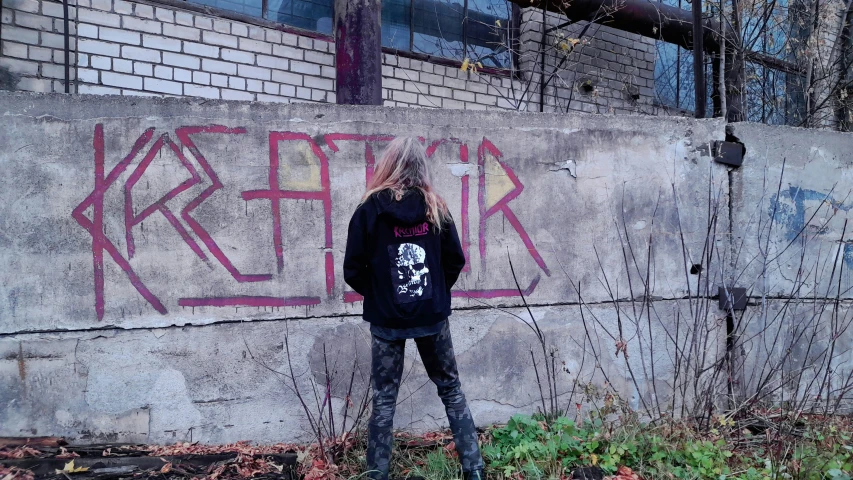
left=0, top=0, right=657, bottom=112
left=1, top=0, right=77, bottom=93
left=517, top=8, right=660, bottom=115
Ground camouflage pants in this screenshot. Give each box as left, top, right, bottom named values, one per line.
left=366, top=322, right=484, bottom=480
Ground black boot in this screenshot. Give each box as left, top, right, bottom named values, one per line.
left=463, top=470, right=484, bottom=480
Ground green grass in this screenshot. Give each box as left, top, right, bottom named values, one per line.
left=331, top=413, right=853, bottom=480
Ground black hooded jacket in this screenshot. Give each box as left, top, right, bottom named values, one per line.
left=343, top=190, right=465, bottom=329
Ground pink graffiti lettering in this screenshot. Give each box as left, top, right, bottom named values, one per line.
left=426, top=138, right=471, bottom=272
left=242, top=132, right=335, bottom=297
left=178, top=296, right=321, bottom=307
left=74, top=127, right=550, bottom=319
left=324, top=133, right=395, bottom=185
left=72, top=125, right=167, bottom=320
left=478, top=138, right=551, bottom=276
left=124, top=133, right=206, bottom=261
left=177, top=126, right=272, bottom=283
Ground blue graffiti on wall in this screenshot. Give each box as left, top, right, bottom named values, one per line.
left=769, top=186, right=853, bottom=267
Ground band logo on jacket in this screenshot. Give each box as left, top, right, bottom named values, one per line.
left=394, top=222, right=430, bottom=238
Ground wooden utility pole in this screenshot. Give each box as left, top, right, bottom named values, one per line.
left=334, top=0, right=383, bottom=105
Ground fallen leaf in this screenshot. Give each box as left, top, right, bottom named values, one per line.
left=56, top=460, right=89, bottom=474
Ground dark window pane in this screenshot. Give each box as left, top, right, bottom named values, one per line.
left=673, top=49, right=694, bottom=111
left=383, top=0, right=411, bottom=50
left=189, top=0, right=262, bottom=17
left=654, top=41, right=681, bottom=108
left=738, top=0, right=811, bottom=65
left=413, top=0, right=464, bottom=58
left=266, top=0, right=333, bottom=33
left=745, top=61, right=805, bottom=125
left=466, top=0, right=510, bottom=68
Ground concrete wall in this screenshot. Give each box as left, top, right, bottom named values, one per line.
left=0, top=0, right=657, bottom=113
left=0, top=92, right=737, bottom=443
left=729, top=122, right=853, bottom=404
left=3, top=92, right=852, bottom=444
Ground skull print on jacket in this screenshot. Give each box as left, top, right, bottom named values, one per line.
left=389, top=242, right=433, bottom=303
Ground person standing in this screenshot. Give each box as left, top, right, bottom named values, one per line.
left=343, top=137, right=484, bottom=480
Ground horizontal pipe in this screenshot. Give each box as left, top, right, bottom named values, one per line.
left=516, top=0, right=721, bottom=51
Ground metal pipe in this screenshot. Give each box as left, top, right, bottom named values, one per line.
left=462, top=0, right=469, bottom=59
left=408, top=0, right=414, bottom=51
left=509, top=0, right=721, bottom=52
left=63, top=0, right=70, bottom=93
left=519, top=0, right=802, bottom=74
left=692, top=0, right=705, bottom=117
left=539, top=3, right=547, bottom=112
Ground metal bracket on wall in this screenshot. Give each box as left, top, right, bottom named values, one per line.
left=713, top=140, right=745, bottom=167
left=718, top=286, right=747, bottom=311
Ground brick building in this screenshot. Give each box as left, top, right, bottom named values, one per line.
left=0, top=0, right=848, bottom=124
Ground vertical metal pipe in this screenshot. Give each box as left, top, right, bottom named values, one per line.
left=334, top=0, right=383, bottom=105
left=462, top=0, right=468, bottom=59
left=726, top=0, right=745, bottom=121
left=692, top=0, right=706, bottom=117
left=539, top=3, right=547, bottom=112
left=677, top=0, right=682, bottom=108
left=409, top=0, right=414, bottom=50
left=63, top=0, right=70, bottom=93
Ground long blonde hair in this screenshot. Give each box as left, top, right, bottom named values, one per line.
left=361, top=137, right=451, bottom=229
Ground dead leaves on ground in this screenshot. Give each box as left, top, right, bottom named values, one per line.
left=0, top=448, right=40, bottom=460
left=0, top=466, right=35, bottom=480
left=143, top=441, right=298, bottom=458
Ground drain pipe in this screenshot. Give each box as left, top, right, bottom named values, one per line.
left=539, top=0, right=548, bottom=112
left=1, top=2, right=4, bottom=69
left=691, top=0, right=705, bottom=117
left=63, top=0, right=70, bottom=93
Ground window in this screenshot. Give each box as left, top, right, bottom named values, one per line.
left=190, top=0, right=263, bottom=18
left=267, top=0, right=333, bottom=33
left=466, top=0, right=511, bottom=68
left=385, top=0, right=512, bottom=68
left=744, top=62, right=805, bottom=124
left=653, top=0, right=712, bottom=112
left=184, top=0, right=511, bottom=68
left=653, top=0, right=805, bottom=123
left=654, top=40, right=696, bottom=111
left=740, top=0, right=807, bottom=124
